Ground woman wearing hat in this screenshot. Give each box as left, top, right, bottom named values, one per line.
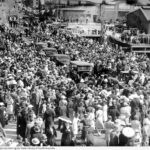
left=60, top=121, right=74, bottom=146
left=25, top=111, right=36, bottom=140
left=95, top=105, right=104, bottom=129
left=5, top=92, right=14, bottom=122
left=46, top=122, right=57, bottom=146
left=120, top=102, right=131, bottom=124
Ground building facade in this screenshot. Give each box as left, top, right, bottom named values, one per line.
left=59, top=5, right=101, bottom=23
left=127, top=7, right=150, bottom=34
left=101, top=1, right=138, bottom=22
left=59, top=1, right=138, bottom=23
left=0, top=0, right=21, bottom=25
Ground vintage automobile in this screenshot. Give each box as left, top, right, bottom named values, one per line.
left=53, top=54, right=70, bottom=65
left=70, top=61, right=94, bottom=72
left=36, top=42, right=48, bottom=51
left=42, top=47, right=58, bottom=57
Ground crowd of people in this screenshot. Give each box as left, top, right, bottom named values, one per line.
left=106, top=24, right=150, bottom=44
left=0, top=15, right=150, bottom=147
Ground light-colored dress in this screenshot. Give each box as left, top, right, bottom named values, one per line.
left=103, top=104, right=108, bottom=122
left=88, top=112, right=95, bottom=130
left=95, top=109, right=104, bottom=129
left=72, top=117, right=79, bottom=135
left=6, top=96, right=14, bottom=115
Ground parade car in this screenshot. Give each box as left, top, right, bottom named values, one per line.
left=53, top=54, right=70, bottom=65
left=42, top=47, right=58, bottom=57
left=36, top=42, right=48, bottom=51
left=70, top=61, right=94, bottom=73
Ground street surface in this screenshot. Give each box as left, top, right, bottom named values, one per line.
left=4, top=121, right=62, bottom=146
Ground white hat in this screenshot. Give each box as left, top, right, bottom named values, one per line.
left=143, top=118, right=150, bottom=125
left=0, top=102, right=4, bottom=106
left=31, top=138, right=40, bottom=145
left=97, top=104, right=102, bottom=109
left=61, top=95, right=66, bottom=99
left=123, top=102, right=128, bottom=106
left=80, top=79, right=84, bottom=83
left=18, top=70, right=22, bottom=73
left=119, top=115, right=126, bottom=120
left=7, top=76, right=14, bottom=80
left=28, top=104, right=34, bottom=108
left=122, top=127, right=135, bottom=138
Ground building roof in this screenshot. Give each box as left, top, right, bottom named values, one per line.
left=142, top=8, right=150, bottom=21
left=128, top=7, right=150, bottom=21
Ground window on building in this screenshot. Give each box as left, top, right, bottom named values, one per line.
left=92, top=29, right=97, bottom=35
left=78, top=0, right=81, bottom=5
left=98, top=30, right=101, bottom=35
left=93, top=15, right=98, bottom=23
left=118, top=11, right=128, bottom=19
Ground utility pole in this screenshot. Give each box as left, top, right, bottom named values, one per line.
left=57, top=0, right=60, bottom=20
left=39, top=0, right=41, bottom=14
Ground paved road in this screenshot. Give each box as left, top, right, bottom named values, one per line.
left=4, top=121, right=62, bottom=146
left=4, top=122, right=17, bottom=141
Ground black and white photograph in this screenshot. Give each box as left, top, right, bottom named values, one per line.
left=0, top=0, right=150, bottom=148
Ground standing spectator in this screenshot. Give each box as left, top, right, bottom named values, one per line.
left=46, top=122, right=57, bottom=146
left=61, top=121, right=73, bottom=146
left=43, top=104, right=55, bottom=133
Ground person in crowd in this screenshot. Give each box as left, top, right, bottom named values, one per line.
left=46, top=122, right=57, bottom=146
left=60, top=121, right=74, bottom=146
left=72, top=112, right=80, bottom=141
left=1, top=17, right=150, bottom=147
left=43, top=103, right=55, bottom=133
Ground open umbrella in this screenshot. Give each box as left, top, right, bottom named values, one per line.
left=58, top=116, right=72, bottom=124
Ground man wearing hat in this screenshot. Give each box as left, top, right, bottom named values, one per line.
left=109, top=123, right=122, bottom=146
left=108, top=101, right=120, bottom=122
left=57, top=95, right=67, bottom=130
left=43, top=103, right=55, bottom=133
left=0, top=103, right=6, bottom=128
